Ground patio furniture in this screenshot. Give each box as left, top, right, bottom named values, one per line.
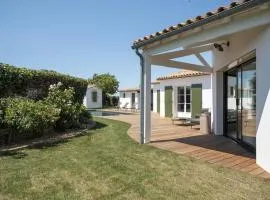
left=171, top=117, right=188, bottom=125
left=187, top=115, right=201, bottom=129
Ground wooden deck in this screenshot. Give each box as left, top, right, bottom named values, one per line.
left=104, top=112, right=270, bottom=179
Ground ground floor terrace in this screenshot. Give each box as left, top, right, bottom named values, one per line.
left=104, top=112, right=270, bottom=179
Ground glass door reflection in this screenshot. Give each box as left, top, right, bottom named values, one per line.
left=241, top=62, right=256, bottom=147
left=226, top=69, right=238, bottom=140
left=225, top=59, right=256, bottom=149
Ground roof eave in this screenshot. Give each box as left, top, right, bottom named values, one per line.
left=132, top=0, right=269, bottom=50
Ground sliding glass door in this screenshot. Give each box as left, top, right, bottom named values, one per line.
left=241, top=62, right=256, bottom=147
left=225, top=59, right=256, bottom=149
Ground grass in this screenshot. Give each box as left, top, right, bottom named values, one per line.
left=0, top=117, right=270, bottom=200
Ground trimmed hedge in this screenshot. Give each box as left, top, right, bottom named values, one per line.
left=0, top=63, right=88, bottom=103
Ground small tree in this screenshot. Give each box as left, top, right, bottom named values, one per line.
left=88, top=73, right=119, bottom=107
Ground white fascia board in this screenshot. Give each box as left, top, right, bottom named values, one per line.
left=144, top=8, right=270, bottom=55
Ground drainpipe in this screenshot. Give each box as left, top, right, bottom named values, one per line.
left=134, top=48, right=145, bottom=144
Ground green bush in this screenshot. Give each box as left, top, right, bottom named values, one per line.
left=3, top=98, right=60, bottom=137
left=45, top=83, right=91, bottom=131
left=0, top=99, right=8, bottom=127
left=79, top=108, right=92, bottom=124
left=0, top=63, right=88, bottom=103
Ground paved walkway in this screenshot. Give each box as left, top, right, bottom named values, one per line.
left=104, top=112, right=270, bottom=179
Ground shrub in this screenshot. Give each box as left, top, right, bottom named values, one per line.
left=0, top=99, right=8, bottom=127
left=45, top=82, right=91, bottom=131
left=3, top=98, right=60, bottom=137
left=0, top=63, right=88, bottom=103
left=111, top=96, right=119, bottom=106
left=79, top=108, right=92, bottom=124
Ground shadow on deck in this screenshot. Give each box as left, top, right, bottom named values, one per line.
left=104, top=112, right=270, bottom=179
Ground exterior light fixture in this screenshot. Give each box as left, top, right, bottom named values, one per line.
left=214, top=41, right=230, bottom=52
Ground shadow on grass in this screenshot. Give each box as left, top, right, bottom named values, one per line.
left=91, top=121, right=108, bottom=130
left=0, top=120, right=108, bottom=158
left=28, top=139, right=70, bottom=150
left=0, top=150, right=28, bottom=159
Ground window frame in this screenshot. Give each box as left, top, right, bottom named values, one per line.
left=92, top=91, right=98, bottom=103
left=177, top=86, right=192, bottom=113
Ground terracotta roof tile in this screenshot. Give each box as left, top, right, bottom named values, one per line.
left=156, top=70, right=210, bottom=80
left=118, top=88, right=140, bottom=92
left=132, top=0, right=264, bottom=48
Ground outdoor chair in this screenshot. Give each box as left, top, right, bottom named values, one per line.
left=171, top=117, right=189, bottom=125
left=188, top=114, right=201, bottom=129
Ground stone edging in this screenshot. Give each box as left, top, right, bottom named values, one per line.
left=0, top=121, right=96, bottom=153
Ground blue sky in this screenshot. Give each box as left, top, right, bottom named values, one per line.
left=1, top=0, right=230, bottom=89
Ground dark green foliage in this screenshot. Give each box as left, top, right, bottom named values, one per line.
left=111, top=95, right=119, bottom=106
left=88, top=73, right=119, bottom=95
left=0, top=63, right=88, bottom=103
left=103, top=94, right=119, bottom=107
left=79, top=109, right=92, bottom=124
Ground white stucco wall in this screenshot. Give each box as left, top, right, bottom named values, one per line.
left=83, top=86, right=102, bottom=109
left=156, top=75, right=212, bottom=118
left=255, top=27, right=270, bottom=173
left=152, top=84, right=160, bottom=113
left=212, top=25, right=270, bottom=172
left=119, top=91, right=140, bottom=109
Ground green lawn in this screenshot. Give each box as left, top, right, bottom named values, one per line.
left=0, top=118, right=270, bottom=200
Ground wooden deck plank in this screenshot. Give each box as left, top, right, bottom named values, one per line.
left=104, top=112, right=270, bottom=179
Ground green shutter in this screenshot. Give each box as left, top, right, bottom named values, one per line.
left=92, top=91, right=98, bottom=102
left=165, top=86, right=173, bottom=118
left=191, top=84, right=202, bottom=117
left=157, top=90, right=160, bottom=113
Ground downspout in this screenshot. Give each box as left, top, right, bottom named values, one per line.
left=134, top=48, right=145, bottom=144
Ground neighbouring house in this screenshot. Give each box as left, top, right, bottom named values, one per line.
left=119, top=87, right=154, bottom=110
left=152, top=70, right=212, bottom=119
left=132, top=0, right=270, bottom=172
left=83, top=85, right=102, bottom=109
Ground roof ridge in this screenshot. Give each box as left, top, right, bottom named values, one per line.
left=156, top=70, right=211, bottom=80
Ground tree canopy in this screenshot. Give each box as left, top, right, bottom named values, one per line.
left=88, top=73, right=119, bottom=95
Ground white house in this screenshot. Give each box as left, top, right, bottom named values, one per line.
left=83, top=85, right=102, bottom=109
left=152, top=70, right=212, bottom=119
left=132, top=0, right=270, bottom=172
left=119, top=87, right=154, bottom=110
left=119, top=88, right=140, bottom=109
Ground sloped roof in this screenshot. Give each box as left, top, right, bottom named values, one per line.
left=156, top=70, right=210, bottom=80
left=118, top=88, right=140, bottom=92
left=132, top=0, right=268, bottom=48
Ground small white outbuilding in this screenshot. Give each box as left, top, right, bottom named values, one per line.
left=83, top=85, right=103, bottom=109
left=118, top=88, right=141, bottom=110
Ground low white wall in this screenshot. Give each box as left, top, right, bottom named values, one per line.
left=157, top=75, right=212, bottom=118
left=84, top=87, right=102, bottom=109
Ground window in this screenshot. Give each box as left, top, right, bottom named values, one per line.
left=177, top=86, right=191, bottom=113
left=92, top=91, right=98, bottom=102
left=177, top=87, right=185, bottom=112
left=123, top=93, right=126, bottom=98
left=186, top=86, right=191, bottom=112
